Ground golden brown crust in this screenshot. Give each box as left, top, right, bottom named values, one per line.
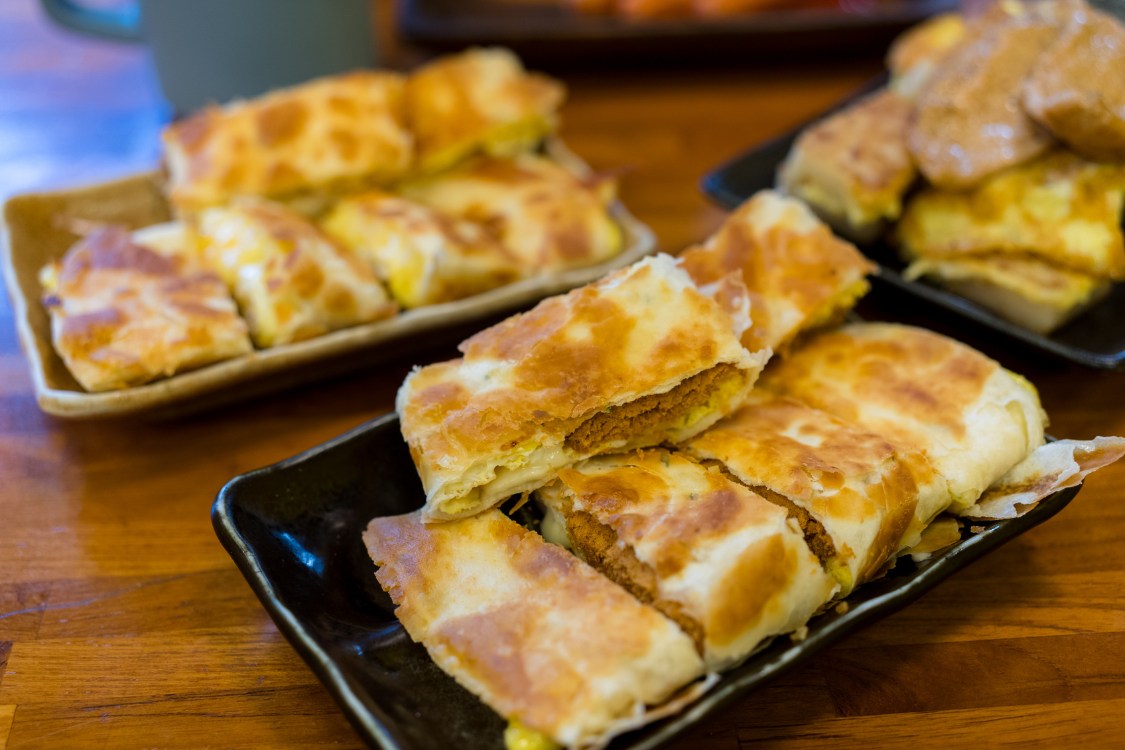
left=761, top=324, right=993, bottom=445
left=400, top=153, right=622, bottom=274
left=41, top=226, right=252, bottom=392
left=405, top=48, right=565, bottom=175
left=679, top=190, right=874, bottom=352
left=363, top=509, right=704, bottom=747
left=162, top=71, right=412, bottom=212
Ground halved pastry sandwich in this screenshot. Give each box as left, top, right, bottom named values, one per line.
left=399, top=152, right=624, bottom=276
left=396, top=253, right=770, bottom=520
left=680, top=392, right=948, bottom=595
left=758, top=322, right=1047, bottom=513
left=162, top=70, right=413, bottom=215
left=320, top=190, right=521, bottom=309
left=535, top=449, right=838, bottom=670
left=405, top=47, right=566, bottom=176
left=39, top=224, right=253, bottom=392
left=192, top=198, right=397, bottom=347
left=364, top=509, right=708, bottom=750
left=679, top=190, right=875, bottom=354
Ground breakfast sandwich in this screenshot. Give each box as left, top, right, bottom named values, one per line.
left=535, top=449, right=837, bottom=669
left=759, top=322, right=1047, bottom=513
left=40, top=225, right=252, bottom=392
left=396, top=253, right=769, bottom=520
left=363, top=509, right=706, bottom=750
left=405, top=47, right=565, bottom=176
left=887, top=12, right=967, bottom=97
left=193, top=198, right=396, bottom=348
left=162, top=71, right=412, bottom=213
left=906, top=1, right=1061, bottom=189
left=320, top=191, right=521, bottom=309
left=1023, top=3, right=1125, bottom=162
left=400, top=153, right=623, bottom=274
left=681, top=392, right=948, bottom=594
left=679, top=190, right=875, bottom=354
left=776, top=88, right=916, bottom=242
left=896, top=150, right=1125, bottom=281
left=903, top=254, right=1110, bottom=334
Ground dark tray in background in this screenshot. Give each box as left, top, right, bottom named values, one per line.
left=398, top=0, right=959, bottom=65
left=702, top=85, right=1125, bottom=370
left=213, top=413, right=1082, bottom=750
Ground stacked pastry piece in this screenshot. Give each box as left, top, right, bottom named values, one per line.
left=365, top=188, right=1123, bottom=749
left=40, top=49, right=626, bottom=392
left=777, top=0, right=1125, bottom=334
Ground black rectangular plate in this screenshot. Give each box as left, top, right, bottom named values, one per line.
left=701, top=80, right=1125, bottom=370
left=398, top=1, right=958, bottom=65
left=212, top=413, right=1082, bottom=750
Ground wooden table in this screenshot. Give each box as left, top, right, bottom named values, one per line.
left=3, top=2, right=1124, bottom=748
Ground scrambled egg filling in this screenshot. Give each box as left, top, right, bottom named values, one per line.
left=504, top=721, right=560, bottom=750
left=826, top=557, right=855, bottom=593
left=806, top=280, right=870, bottom=332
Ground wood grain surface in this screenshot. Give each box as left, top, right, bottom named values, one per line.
left=2, top=1, right=1124, bottom=749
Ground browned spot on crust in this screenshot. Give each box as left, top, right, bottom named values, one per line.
left=289, top=256, right=326, bottom=298
left=323, top=284, right=358, bottom=318
left=327, top=95, right=358, bottom=117
left=330, top=129, right=359, bottom=161
left=58, top=226, right=177, bottom=283
left=459, top=289, right=581, bottom=362
left=645, top=485, right=744, bottom=579
left=256, top=100, right=309, bottom=147
left=219, top=163, right=249, bottom=192
left=59, top=308, right=124, bottom=355
left=761, top=325, right=996, bottom=444
left=266, top=162, right=304, bottom=192
left=705, top=535, right=794, bottom=649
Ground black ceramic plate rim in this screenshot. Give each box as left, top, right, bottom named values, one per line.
left=700, top=82, right=1125, bottom=371
left=400, top=0, right=958, bottom=42
left=213, top=413, right=403, bottom=749
left=213, top=414, right=1082, bottom=750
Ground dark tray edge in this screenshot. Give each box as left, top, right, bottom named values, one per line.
left=212, top=413, right=403, bottom=749
left=212, top=414, right=1084, bottom=750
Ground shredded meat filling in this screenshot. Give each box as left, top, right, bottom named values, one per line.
left=565, top=509, right=706, bottom=653
left=700, top=458, right=838, bottom=567
left=752, top=485, right=838, bottom=566
left=564, top=364, right=740, bottom=454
